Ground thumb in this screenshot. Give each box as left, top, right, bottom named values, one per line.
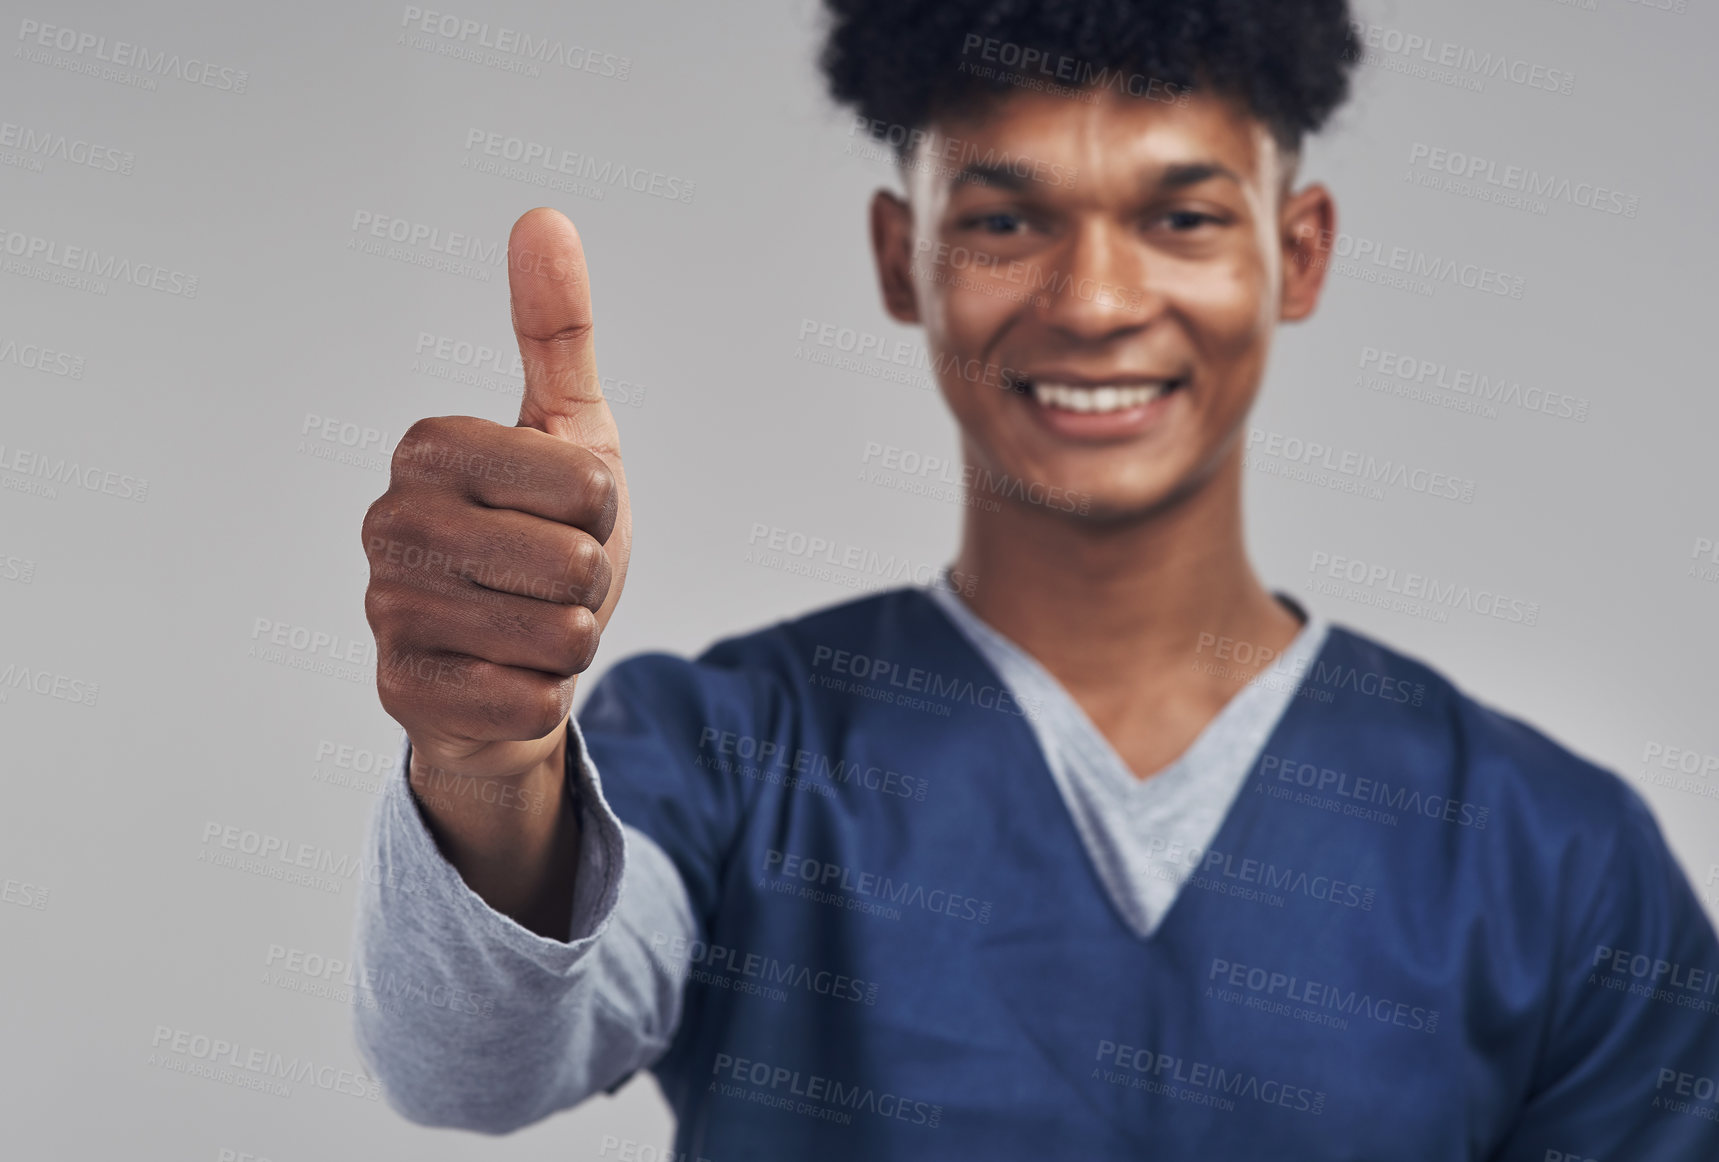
left=508, top=207, right=615, bottom=451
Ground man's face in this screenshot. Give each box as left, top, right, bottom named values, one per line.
left=870, top=86, right=1334, bottom=523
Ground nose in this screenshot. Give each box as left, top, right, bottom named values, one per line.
left=1032, top=220, right=1164, bottom=342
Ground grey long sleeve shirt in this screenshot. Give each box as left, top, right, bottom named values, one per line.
left=351, top=586, right=1325, bottom=1130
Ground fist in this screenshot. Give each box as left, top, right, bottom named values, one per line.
left=361, top=208, right=632, bottom=781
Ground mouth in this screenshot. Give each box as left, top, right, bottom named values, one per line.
left=1009, top=373, right=1189, bottom=440
left=1019, top=376, right=1188, bottom=414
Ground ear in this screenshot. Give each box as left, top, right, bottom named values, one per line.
left=869, top=188, right=920, bottom=324
left=1278, top=182, right=1336, bottom=323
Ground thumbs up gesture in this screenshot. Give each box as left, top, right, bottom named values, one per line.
left=362, top=208, right=632, bottom=784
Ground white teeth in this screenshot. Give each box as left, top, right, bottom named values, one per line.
left=1029, top=380, right=1174, bottom=414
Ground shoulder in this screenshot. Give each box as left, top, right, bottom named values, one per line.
left=584, top=586, right=943, bottom=719
left=1314, top=620, right=1656, bottom=847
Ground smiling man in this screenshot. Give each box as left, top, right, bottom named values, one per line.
left=353, top=1, right=1719, bottom=1158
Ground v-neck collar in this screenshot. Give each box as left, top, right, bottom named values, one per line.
left=919, top=575, right=1331, bottom=939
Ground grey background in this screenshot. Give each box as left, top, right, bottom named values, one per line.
left=2, top=0, right=1716, bottom=1157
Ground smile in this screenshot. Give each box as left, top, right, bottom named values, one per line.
left=1024, top=379, right=1187, bottom=415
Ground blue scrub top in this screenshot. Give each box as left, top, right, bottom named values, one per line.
left=579, top=586, right=1719, bottom=1160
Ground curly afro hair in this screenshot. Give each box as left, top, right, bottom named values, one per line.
left=820, top=0, right=1360, bottom=161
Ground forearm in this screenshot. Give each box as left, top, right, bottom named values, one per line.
left=408, top=724, right=579, bottom=939
left=355, top=725, right=692, bottom=1132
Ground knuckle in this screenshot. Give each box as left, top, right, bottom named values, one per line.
left=375, top=653, right=427, bottom=717
left=548, top=320, right=594, bottom=347
left=540, top=603, right=591, bottom=674
left=582, top=458, right=617, bottom=511
left=375, top=676, right=408, bottom=721
left=526, top=680, right=573, bottom=739
left=393, top=415, right=472, bottom=484
left=371, top=499, right=467, bottom=580
left=394, top=416, right=444, bottom=464
left=563, top=604, right=601, bottom=672
left=564, top=535, right=609, bottom=605
left=471, top=672, right=564, bottom=740
left=361, top=493, right=398, bottom=547
left=363, top=584, right=409, bottom=637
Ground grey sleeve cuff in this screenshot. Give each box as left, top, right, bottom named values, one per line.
left=351, top=718, right=698, bottom=1133
left=386, top=717, right=629, bottom=963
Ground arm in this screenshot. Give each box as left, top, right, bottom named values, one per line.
left=1488, top=789, right=1719, bottom=1160
left=351, top=717, right=699, bottom=1133
left=405, top=725, right=580, bottom=940
left=352, top=208, right=676, bottom=1131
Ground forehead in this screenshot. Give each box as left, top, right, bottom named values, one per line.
left=909, top=86, right=1282, bottom=197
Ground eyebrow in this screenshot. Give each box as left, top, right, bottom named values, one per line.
left=1156, top=161, right=1243, bottom=191
left=948, top=162, right=1035, bottom=191
left=945, top=158, right=1244, bottom=193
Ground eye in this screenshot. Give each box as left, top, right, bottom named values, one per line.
left=1160, top=209, right=1222, bottom=231
left=962, top=211, right=1028, bottom=235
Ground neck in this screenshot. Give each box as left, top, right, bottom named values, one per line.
left=949, top=449, right=1298, bottom=701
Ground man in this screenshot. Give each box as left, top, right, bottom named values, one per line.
left=353, top=1, right=1719, bottom=1156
